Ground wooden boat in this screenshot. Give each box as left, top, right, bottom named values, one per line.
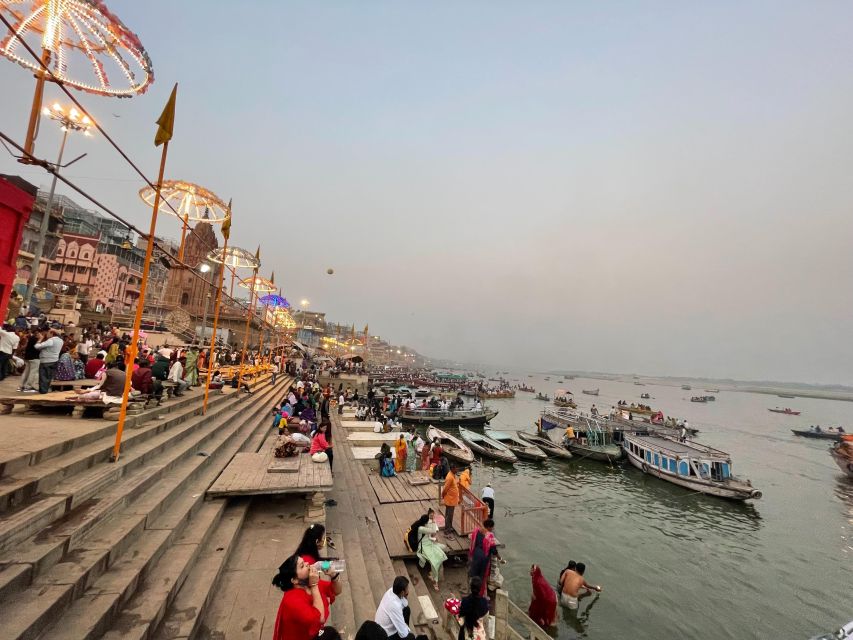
left=777, top=393, right=795, bottom=399
left=426, top=427, right=476, bottom=466
left=562, top=438, right=624, bottom=463
left=517, top=385, right=535, bottom=393
left=553, top=397, right=577, bottom=408
left=484, top=428, right=547, bottom=462
left=690, top=396, right=707, bottom=403
left=397, top=407, right=498, bottom=426
left=640, top=393, right=651, bottom=399
left=414, top=387, right=431, bottom=397
left=623, top=434, right=762, bottom=500
left=830, top=442, right=853, bottom=478
left=681, top=385, right=692, bottom=390
left=617, top=404, right=654, bottom=415
left=517, top=431, right=573, bottom=459
left=481, top=390, right=515, bottom=399
left=458, top=427, right=517, bottom=464
left=769, top=407, right=801, bottom=416
left=581, top=389, right=599, bottom=396
left=705, top=389, right=720, bottom=393
left=704, top=395, right=715, bottom=402
left=791, top=429, right=843, bottom=441
left=535, top=393, right=550, bottom=401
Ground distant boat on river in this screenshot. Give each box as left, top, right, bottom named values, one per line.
left=777, top=393, right=795, bottom=399
left=791, top=429, right=843, bottom=441
left=582, top=389, right=599, bottom=396
left=769, top=407, right=800, bottom=416
left=681, top=384, right=692, bottom=390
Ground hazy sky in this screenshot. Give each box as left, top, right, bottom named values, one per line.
left=2, top=2, right=852, bottom=384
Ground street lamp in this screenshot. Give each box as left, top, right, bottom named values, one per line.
left=199, top=262, right=212, bottom=346
left=300, top=299, right=309, bottom=309
left=22, top=102, right=94, bottom=308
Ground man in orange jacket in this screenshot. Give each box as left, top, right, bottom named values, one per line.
left=441, top=464, right=459, bottom=536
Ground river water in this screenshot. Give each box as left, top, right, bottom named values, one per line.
left=459, top=374, right=852, bottom=639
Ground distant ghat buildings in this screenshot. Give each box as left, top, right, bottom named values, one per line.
left=4, top=182, right=425, bottom=363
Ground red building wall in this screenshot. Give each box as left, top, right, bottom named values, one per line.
left=0, top=175, right=37, bottom=321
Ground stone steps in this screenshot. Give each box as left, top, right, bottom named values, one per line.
left=0, top=390, right=234, bottom=513
left=148, top=500, right=250, bottom=640
left=0, top=388, right=233, bottom=480
left=0, top=390, right=238, bottom=555
left=0, top=380, right=285, bottom=640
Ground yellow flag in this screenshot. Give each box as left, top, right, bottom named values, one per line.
left=221, top=202, right=232, bottom=240
left=154, top=84, right=178, bottom=146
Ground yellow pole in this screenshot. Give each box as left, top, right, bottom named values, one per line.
left=177, top=213, right=189, bottom=262
left=237, top=268, right=258, bottom=389
left=203, top=207, right=230, bottom=414
left=21, top=49, right=51, bottom=161
left=111, top=142, right=169, bottom=461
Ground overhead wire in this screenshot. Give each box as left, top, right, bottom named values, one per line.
left=0, top=12, right=264, bottom=298
left=0, top=13, right=275, bottom=331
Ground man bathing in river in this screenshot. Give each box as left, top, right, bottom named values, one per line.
left=558, top=562, right=602, bottom=609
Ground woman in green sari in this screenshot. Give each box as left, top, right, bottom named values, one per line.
left=416, top=508, right=448, bottom=591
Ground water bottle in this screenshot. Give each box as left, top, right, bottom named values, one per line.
left=311, top=560, right=346, bottom=575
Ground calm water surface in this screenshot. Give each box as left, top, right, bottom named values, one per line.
left=458, top=375, right=852, bottom=639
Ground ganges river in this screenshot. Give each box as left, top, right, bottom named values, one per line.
left=457, top=374, right=852, bottom=639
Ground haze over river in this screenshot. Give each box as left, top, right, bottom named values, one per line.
left=462, top=374, right=852, bottom=639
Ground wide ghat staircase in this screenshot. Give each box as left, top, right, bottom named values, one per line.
left=0, top=375, right=287, bottom=640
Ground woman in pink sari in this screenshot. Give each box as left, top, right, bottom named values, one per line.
left=467, top=519, right=499, bottom=596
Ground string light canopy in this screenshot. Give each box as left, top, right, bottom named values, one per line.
left=206, top=246, right=259, bottom=269
left=138, top=180, right=228, bottom=223
left=0, top=0, right=154, bottom=97
left=272, top=309, right=296, bottom=330
left=238, top=275, right=275, bottom=294
left=258, top=294, right=289, bottom=308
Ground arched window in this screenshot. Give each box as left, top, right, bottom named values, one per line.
left=181, top=293, right=189, bottom=305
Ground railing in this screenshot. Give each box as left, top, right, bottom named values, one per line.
left=442, top=589, right=551, bottom=640
left=458, top=485, right=488, bottom=536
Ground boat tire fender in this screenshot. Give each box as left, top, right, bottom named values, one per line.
left=641, top=462, right=648, bottom=474
left=750, top=489, right=763, bottom=500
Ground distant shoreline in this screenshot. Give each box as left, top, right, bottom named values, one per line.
left=545, top=372, right=853, bottom=403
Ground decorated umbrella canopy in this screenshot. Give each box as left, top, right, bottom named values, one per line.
left=139, top=180, right=228, bottom=222
left=258, top=294, right=289, bottom=308
left=207, top=246, right=260, bottom=297
left=238, top=275, right=275, bottom=295
left=140, top=180, right=227, bottom=260
left=272, top=309, right=296, bottom=330
left=0, top=0, right=153, bottom=155
left=206, top=246, right=259, bottom=269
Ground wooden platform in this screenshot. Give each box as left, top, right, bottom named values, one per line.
left=207, top=435, right=333, bottom=498
left=374, top=501, right=470, bottom=559
left=368, top=471, right=439, bottom=504
left=347, top=432, right=399, bottom=447
left=0, top=391, right=143, bottom=417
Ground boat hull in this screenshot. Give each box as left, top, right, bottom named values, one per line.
left=791, top=429, right=842, bottom=441
left=517, top=432, right=573, bottom=459
left=769, top=409, right=800, bottom=415
left=459, top=428, right=517, bottom=464
left=426, top=427, right=475, bottom=466
left=625, top=451, right=760, bottom=500
left=564, top=442, right=624, bottom=462
left=398, top=409, right=498, bottom=426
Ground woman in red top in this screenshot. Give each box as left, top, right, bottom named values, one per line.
left=295, top=524, right=343, bottom=621
left=271, top=554, right=324, bottom=640
left=309, top=424, right=334, bottom=470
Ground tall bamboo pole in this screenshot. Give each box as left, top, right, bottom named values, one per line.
left=202, top=203, right=231, bottom=414
left=236, top=256, right=259, bottom=390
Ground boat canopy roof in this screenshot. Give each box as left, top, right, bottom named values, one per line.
left=625, top=434, right=730, bottom=460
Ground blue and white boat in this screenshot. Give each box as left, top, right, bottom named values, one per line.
left=622, top=434, right=762, bottom=501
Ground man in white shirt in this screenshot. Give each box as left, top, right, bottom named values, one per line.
left=338, top=392, right=345, bottom=415
left=167, top=359, right=189, bottom=396
left=0, top=323, right=21, bottom=381
left=270, top=363, right=279, bottom=386
left=481, top=483, right=495, bottom=519
left=375, top=576, right=415, bottom=640
left=475, top=400, right=482, bottom=411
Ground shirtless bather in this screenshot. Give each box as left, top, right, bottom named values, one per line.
left=558, top=562, right=602, bottom=609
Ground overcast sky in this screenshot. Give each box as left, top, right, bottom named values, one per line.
left=2, top=1, right=852, bottom=384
